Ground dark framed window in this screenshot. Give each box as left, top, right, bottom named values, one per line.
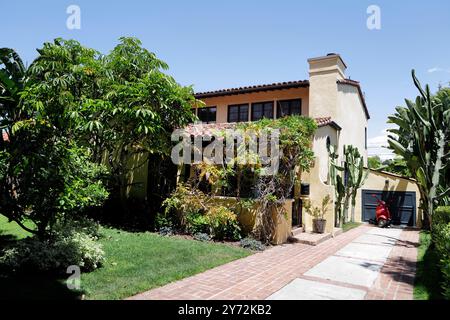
left=251, top=101, right=274, bottom=121
left=276, top=99, right=302, bottom=118
left=197, top=107, right=217, bottom=123
left=228, top=104, right=249, bottom=123
left=365, top=127, right=368, bottom=149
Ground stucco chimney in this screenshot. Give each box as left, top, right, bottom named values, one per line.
left=308, top=53, right=347, bottom=80
left=307, top=53, right=347, bottom=119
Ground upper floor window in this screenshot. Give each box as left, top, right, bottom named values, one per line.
left=365, top=127, right=368, bottom=150
left=228, top=104, right=249, bottom=123
left=276, top=99, right=302, bottom=118
left=198, top=107, right=217, bottom=124
left=251, top=102, right=274, bottom=121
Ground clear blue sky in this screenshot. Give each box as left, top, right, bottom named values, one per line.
left=1, top=0, right=449, bottom=159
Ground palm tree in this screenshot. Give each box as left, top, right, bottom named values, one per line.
left=0, top=48, right=29, bottom=142
left=387, top=71, right=450, bottom=228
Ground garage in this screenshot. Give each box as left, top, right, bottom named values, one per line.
left=361, top=189, right=416, bottom=227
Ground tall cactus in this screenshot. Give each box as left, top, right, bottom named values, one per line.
left=344, top=145, right=369, bottom=223
left=328, top=144, right=368, bottom=226
left=387, top=70, right=450, bottom=228
left=328, top=144, right=345, bottom=227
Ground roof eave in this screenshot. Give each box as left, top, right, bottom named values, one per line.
left=194, top=81, right=310, bottom=99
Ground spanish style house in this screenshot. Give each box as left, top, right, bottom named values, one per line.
left=127, top=53, right=421, bottom=243
left=183, top=54, right=421, bottom=241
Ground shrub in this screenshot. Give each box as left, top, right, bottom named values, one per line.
left=435, top=223, right=450, bottom=299
left=433, top=206, right=450, bottom=299
left=0, top=230, right=104, bottom=274
left=53, top=216, right=102, bottom=238
left=240, top=237, right=265, bottom=251
left=186, top=212, right=210, bottom=235
left=158, top=226, right=174, bottom=236
left=434, top=206, right=450, bottom=228
left=162, top=183, right=210, bottom=227
left=155, top=213, right=173, bottom=230
left=205, top=206, right=241, bottom=241
left=193, top=233, right=211, bottom=242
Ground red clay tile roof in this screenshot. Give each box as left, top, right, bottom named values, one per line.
left=314, top=117, right=342, bottom=130
left=315, top=117, right=332, bottom=127
left=194, top=78, right=370, bottom=119
left=183, top=117, right=340, bottom=136
left=337, top=79, right=370, bottom=119
left=183, top=122, right=237, bottom=137
left=194, top=80, right=310, bottom=99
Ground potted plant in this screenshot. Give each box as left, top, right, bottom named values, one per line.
left=304, top=195, right=332, bottom=234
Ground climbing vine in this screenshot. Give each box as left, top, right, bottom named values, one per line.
left=166, top=115, right=317, bottom=243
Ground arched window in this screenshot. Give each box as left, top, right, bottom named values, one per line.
left=326, top=136, right=331, bottom=150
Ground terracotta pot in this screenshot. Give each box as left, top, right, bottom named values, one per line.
left=313, top=219, right=326, bottom=234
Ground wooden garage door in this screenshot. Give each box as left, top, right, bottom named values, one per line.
left=361, top=190, right=416, bottom=227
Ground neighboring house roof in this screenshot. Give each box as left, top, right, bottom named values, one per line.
left=315, top=117, right=342, bottom=131
left=367, top=168, right=417, bottom=183
left=183, top=117, right=339, bottom=136
left=194, top=80, right=310, bottom=99
left=337, top=79, right=370, bottom=119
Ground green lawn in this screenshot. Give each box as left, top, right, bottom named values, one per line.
left=0, top=215, right=32, bottom=241
left=413, top=231, right=444, bottom=300
left=342, top=222, right=362, bottom=232
left=0, top=215, right=251, bottom=300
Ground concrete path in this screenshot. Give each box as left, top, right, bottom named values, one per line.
left=268, top=227, right=419, bottom=300
left=128, top=225, right=419, bottom=300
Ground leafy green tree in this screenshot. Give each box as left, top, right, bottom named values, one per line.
left=368, top=156, right=382, bottom=169
left=0, top=48, right=29, bottom=146
left=0, top=46, right=108, bottom=238
left=24, top=38, right=197, bottom=209
left=381, top=158, right=411, bottom=177
left=387, top=71, right=449, bottom=228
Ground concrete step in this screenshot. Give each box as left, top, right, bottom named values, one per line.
left=293, top=232, right=332, bottom=246
left=292, top=227, right=304, bottom=236
left=333, top=228, right=343, bottom=237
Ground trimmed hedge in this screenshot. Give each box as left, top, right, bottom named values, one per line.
left=433, top=206, right=450, bottom=299
left=434, top=206, right=450, bottom=226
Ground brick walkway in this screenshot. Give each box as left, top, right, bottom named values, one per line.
left=365, top=228, right=419, bottom=300
left=128, top=225, right=419, bottom=300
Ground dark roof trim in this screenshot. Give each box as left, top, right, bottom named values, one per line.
left=307, top=53, right=348, bottom=69
left=337, top=79, right=371, bottom=119
left=328, top=121, right=342, bottom=131
left=195, top=80, right=309, bottom=99
left=367, top=168, right=417, bottom=182
left=315, top=116, right=342, bottom=131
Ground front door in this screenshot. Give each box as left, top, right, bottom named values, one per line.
left=292, top=199, right=303, bottom=227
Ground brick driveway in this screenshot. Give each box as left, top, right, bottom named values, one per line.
left=128, top=225, right=419, bottom=300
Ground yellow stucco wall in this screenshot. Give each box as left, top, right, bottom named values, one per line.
left=126, top=152, right=149, bottom=199
left=354, top=170, right=422, bottom=227
left=211, top=196, right=294, bottom=245
left=336, top=84, right=369, bottom=165
left=313, top=125, right=339, bottom=184
left=300, top=156, right=336, bottom=234
left=308, top=54, right=368, bottom=166
left=194, top=87, right=309, bottom=122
